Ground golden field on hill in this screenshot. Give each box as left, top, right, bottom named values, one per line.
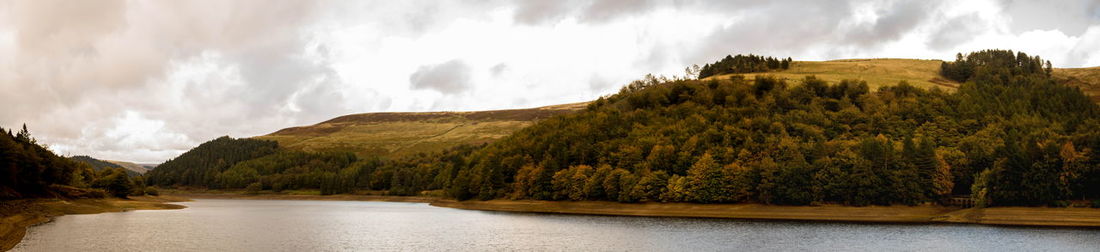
left=255, top=102, right=588, bottom=158
left=703, top=58, right=960, bottom=90
left=704, top=58, right=1100, bottom=101
left=1054, top=66, right=1100, bottom=102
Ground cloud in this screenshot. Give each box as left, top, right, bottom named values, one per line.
left=0, top=0, right=349, bottom=162
left=511, top=0, right=659, bottom=25
left=490, top=63, right=509, bottom=77
left=409, top=60, right=474, bottom=94
left=2, top=0, right=1099, bottom=163
left=929, top=13, right=997, bottom=51
left=998, top=0, right=1100, bottom=36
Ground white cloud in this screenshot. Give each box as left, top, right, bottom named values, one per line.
left=1, top=0, right=1098, bottom=163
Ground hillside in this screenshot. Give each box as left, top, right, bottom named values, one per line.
left=703, top=58, right=1100, bottom=102
left=703, top=58, right=960, bottom=90
left=105, top=160, right=151, bottom=174
left=70, top=156, right=147, bottom=176
left=145, top=50, right=1100, bottom=207
left=255, top=102, right=587, bottom=159
left=1053, top=67, right=1100, bottom=102
left=438, top=50, right=1100, bottom=206
left=1, top=125, right=149, bottom=199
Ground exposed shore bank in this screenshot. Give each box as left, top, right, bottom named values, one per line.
left=164, top=190, right=1100, bottom=228
left=430, top=200, right=1100, bottom=228
left=0, top=196, right=188, bottom=251
left=170, top=192, right=436, bottom=203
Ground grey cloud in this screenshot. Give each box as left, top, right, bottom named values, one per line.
left=490, top=63, right=509, bottom=77
left=928, top=13, right=988, bottom=50
left=409, top=60, right=474, bottom=94
left=0, top=0, right=356, bottom=163
left=511, top=0, right=660, bottom=25
left=843, top=1, right=939, bottom=48
left=588, top=75, right=616, bottom=93
left=686, top=1, right=854, bottom=64
left=999, top=0, right=1100, bottom=36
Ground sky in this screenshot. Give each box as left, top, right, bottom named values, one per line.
left=1, top=0, right=1099, bottom=163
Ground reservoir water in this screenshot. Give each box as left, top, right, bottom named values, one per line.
left=13, top=199, right=1100, bottom=251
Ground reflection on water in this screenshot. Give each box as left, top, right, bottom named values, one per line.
left=14, top=199, right=1100, bottom=251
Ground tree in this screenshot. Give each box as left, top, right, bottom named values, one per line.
left=102, top=169, right=134, bottom=198
left=685, top=153, right=728, bottom=202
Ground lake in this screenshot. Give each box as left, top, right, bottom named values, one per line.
left=13, top=199, right=1100, bottom=251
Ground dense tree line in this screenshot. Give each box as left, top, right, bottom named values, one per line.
left=145, top=136, right=278, bottom=187
left=145, top=136, right=483, bottom=197
left=940, top=49, right=1053, bottom=83
left=698, top=54, right=791, bottom=79
left=0, top=125, right=152, bottom=199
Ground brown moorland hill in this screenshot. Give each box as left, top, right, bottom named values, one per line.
left=256, top=102, right=588, bottom=159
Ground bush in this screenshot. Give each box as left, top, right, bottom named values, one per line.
left=1052, top=200, right=1071, bottom=208
left=51, top=185, right=107, bottom=199
left=144, top=187, right=160, bottom=196
left=245, top=182, right=263, bottom=195
left=1092, top=200, right=1100, bottom=208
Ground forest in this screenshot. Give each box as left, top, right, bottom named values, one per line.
left=697, top=54, right=791, bottom=79
left=141, top=49, right=1100, bottom=207
left=0, top=125, right=153, bottom=199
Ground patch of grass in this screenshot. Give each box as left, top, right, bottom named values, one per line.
left=704, top=58, right=960, bottom=91
left=1053, top=67, right=1100, bottom=103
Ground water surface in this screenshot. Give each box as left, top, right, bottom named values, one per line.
left=14, top=199, right=1100, bottom=251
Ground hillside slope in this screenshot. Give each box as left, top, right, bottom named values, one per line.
left=255, top=102, right=587, bottom=159
left=703, top=58, right=959, bottom=90
left=69, top=156, right=147, bottom=176
left=105, top=160, right=150, bottom=174
left=703, top=58, right=1099, bottom=101
left=1053, top=67, right=1100, bottom=102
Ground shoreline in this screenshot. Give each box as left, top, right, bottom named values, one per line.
left=169, top=190, right=1100, bottom=228
left=0, top=196, right=188, bottom=251
left=170, top=192, right=436, bottom=203
left=429, top=200, right=1100, bottom=228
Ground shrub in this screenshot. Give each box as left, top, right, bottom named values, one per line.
left=1092, top=200, right=1100, bottom=208
left=245, top=182, right=263, bottom=195
left=144, top=187, right=160, bottom=196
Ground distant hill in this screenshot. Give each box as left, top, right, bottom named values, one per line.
left=254, top=102, right=588, bottom=159
left=105, top=160, right=151, bottom=174
left=70, top=156, right=142, bottom=177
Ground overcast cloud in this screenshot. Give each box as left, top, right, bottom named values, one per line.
left=1, top=0, right=1098, bottom=163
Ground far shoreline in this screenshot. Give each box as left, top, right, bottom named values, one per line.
left=164, top=190, right=1100, bottom=228
left=428, top=200, right=1100, bottom=228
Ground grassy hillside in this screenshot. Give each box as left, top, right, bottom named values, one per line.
left=704, top=58, right=1100, bottom=102
left=255, top=102, right=587, bottom=159
left=703, top=58, right=960, bottom=91
left=1053, top=67, right=1100, bottom=102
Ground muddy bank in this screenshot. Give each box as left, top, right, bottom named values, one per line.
left=0, top=196, right=187, bottom=251
left=431, top=200, right=1100, bottom=228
